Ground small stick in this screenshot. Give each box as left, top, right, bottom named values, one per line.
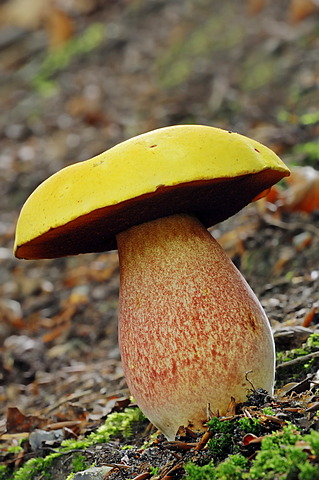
left=276, top=351, right=319, bottom=369
left=245, top=370, right=256, bottom=391
left=194, top=430, right=212, bottom=451
left=131, top=472, right=151, bottom=480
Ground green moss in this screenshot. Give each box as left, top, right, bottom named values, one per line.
left=293, top=139, right=319, bottom=166
left=245, top=424, right=318, bottom=480
left=65, top=474, right=75, bottom=480
left=276, top=333, right=319, bottom=386
left=248, top=446, right=307, bottom=479
left=186, top=423, right=319, bottom=480
left=304, top=429, right=319, bottom=457
left=62, top=407, right=145, bottom=451
left=6, top=408, right=145, bottom=480
left=208, top=417, right=234, bottom=435
left=215, top=455, right=248, bottom=480
left=240, top=55, right=277, bottom=92
left=207, top=417, right=238, bottom=460
left=300, top=111, right=319, bottom=126
left=247, top=424, right=313, bottom=480
left=274, top=422, right=301, bottom=445
left=184, top=459, right=217, bottom=480
left=207, top=416, right=264, bottom=460
left=307, top=334, right=319, bottom=349
left=237, top=417, right=262, bottom=436
left=32, top=23, right=105, bottom=95
left=71, top=454, right=88, bottom=473
left=261, top=407, right=275, bottom=416
left=0, top=465, right=10, bottom=480
left=11, top=453, right=61, bottom=480
left=209, top=434, right=236, bottom=460
left=185, top=454, right=248, bottom=480
left=298, top=462, right=319, bottom=480
left=141, top=431, right=159, bottom=450
left=7, top=446, right=23, bottom=454
left=149, top=466, right=160, bottom=476
left=155, top=5, right=244, bottom=89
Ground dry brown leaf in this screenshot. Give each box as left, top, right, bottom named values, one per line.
left=0, top=0, right=74, bottom=48
left=266, top=166, right=319, bottom=213
left=58, top=0, right=100, bottom=15
left=41, top=294, right=89, bottom=343
left=273, top=326, right=313, bottom=349
left=247, top=0, right=267, bottom=15
left=6, top=407, right=49, bottom=433
left=302, top=306, right=319, bottom=327
left=292, top=231, right=313, bottom=251
left=242, top=433, right=262, bottom=445
left=272, top=247, right=295, bottom=275
left=246, top=0, right=319, bottom=20
left=0, top=0, right=48, bottom=29
left=0, top=300, right=24, bottom=341
left=46, top=7, right=74, bottom=50
left=214, top=217, right=260, bottom=258
left=289, top=0, right=319, bottom=22
left=64, top=254, right=118, bottom=286
left=42, top=322, right=72, bottom=343
left=225, top=396, right=237, bottom=416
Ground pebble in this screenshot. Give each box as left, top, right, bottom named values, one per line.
left=71, top=466, right=114, bottom=480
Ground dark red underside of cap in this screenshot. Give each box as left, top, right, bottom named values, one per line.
left=15, top=169, right=284, bottom=259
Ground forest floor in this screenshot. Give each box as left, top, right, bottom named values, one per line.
left=1, top=1, right=319, bottom=479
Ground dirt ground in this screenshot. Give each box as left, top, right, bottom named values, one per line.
left=1, top=1, right=319, bottom=479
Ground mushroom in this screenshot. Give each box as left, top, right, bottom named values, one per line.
left=14, top=125, right=290, bottom=441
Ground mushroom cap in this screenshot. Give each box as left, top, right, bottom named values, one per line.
left=14, top=125, right=290, bottom=259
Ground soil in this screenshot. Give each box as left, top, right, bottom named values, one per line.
left=1, top=0, right=319, bottom=478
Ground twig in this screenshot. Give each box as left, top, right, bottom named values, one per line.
left=159, top=460, right=184, bottom=480
left=276, top=351, right=319, bottom=369
left=264, top=214, right=319, bottom=236
left=162, top=440, right=196, bottom=451
left=194, top=430, right=212, bottom=451
left=43, top=389, right=93, bottom=414
left=101, top=463, right=130, bottom=480
left=245, top=370, right=256, bottom=391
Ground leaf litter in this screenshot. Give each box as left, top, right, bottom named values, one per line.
left=1, top=0, right=319, bottom=478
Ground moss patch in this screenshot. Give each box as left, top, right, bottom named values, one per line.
left=185, top=424, right=319, bottom=480
left=276, top=333, right=319, bottom=387
left=3, top=408, right=145, bottom=480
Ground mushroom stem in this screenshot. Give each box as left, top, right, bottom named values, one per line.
left=116, top=214, right=275, bottom=441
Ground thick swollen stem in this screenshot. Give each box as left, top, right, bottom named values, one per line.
left=116, top=214, right=275, bottom=441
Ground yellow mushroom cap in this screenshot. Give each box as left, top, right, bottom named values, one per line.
left=14, top=125, right=290, bottom=259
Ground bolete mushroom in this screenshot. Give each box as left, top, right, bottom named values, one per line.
left=14, top=125, right=290, bottom=441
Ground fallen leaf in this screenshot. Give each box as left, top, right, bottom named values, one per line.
left=60, top=0, right=100, bottom=15
left=41, top=293, right=88, bottom=343
left=246, top=0, right=267, bottom=15
left=242, top=433, right=261, bottom=445
left=225, top=396, right=237, bottom=416
left=302, top=306, right=319, bottom=328
left=292, top=231, right=313, bottom=251
left=275, top=376, right=314, bottom=396
left=272, top=247, right=295, bottom=275
left=213, top=217, right=260, bottom=258
left=273, top=326, right=313, bottom=349
left=266, top=166, right=319, bottom=214
left=289, top=0, right=319, bottom=22
left=6, top=407, right=49, bottom=434
left=0, top=0, right=47, bottom=29
left=46, top=7, right=74, bottom=50
left=0, top=0, right=74, bottom=48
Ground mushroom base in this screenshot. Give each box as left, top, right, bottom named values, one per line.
left=116, top=214, right=275, bottom=441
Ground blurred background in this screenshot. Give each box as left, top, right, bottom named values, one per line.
left=0, top=0, right=319, bottom=440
